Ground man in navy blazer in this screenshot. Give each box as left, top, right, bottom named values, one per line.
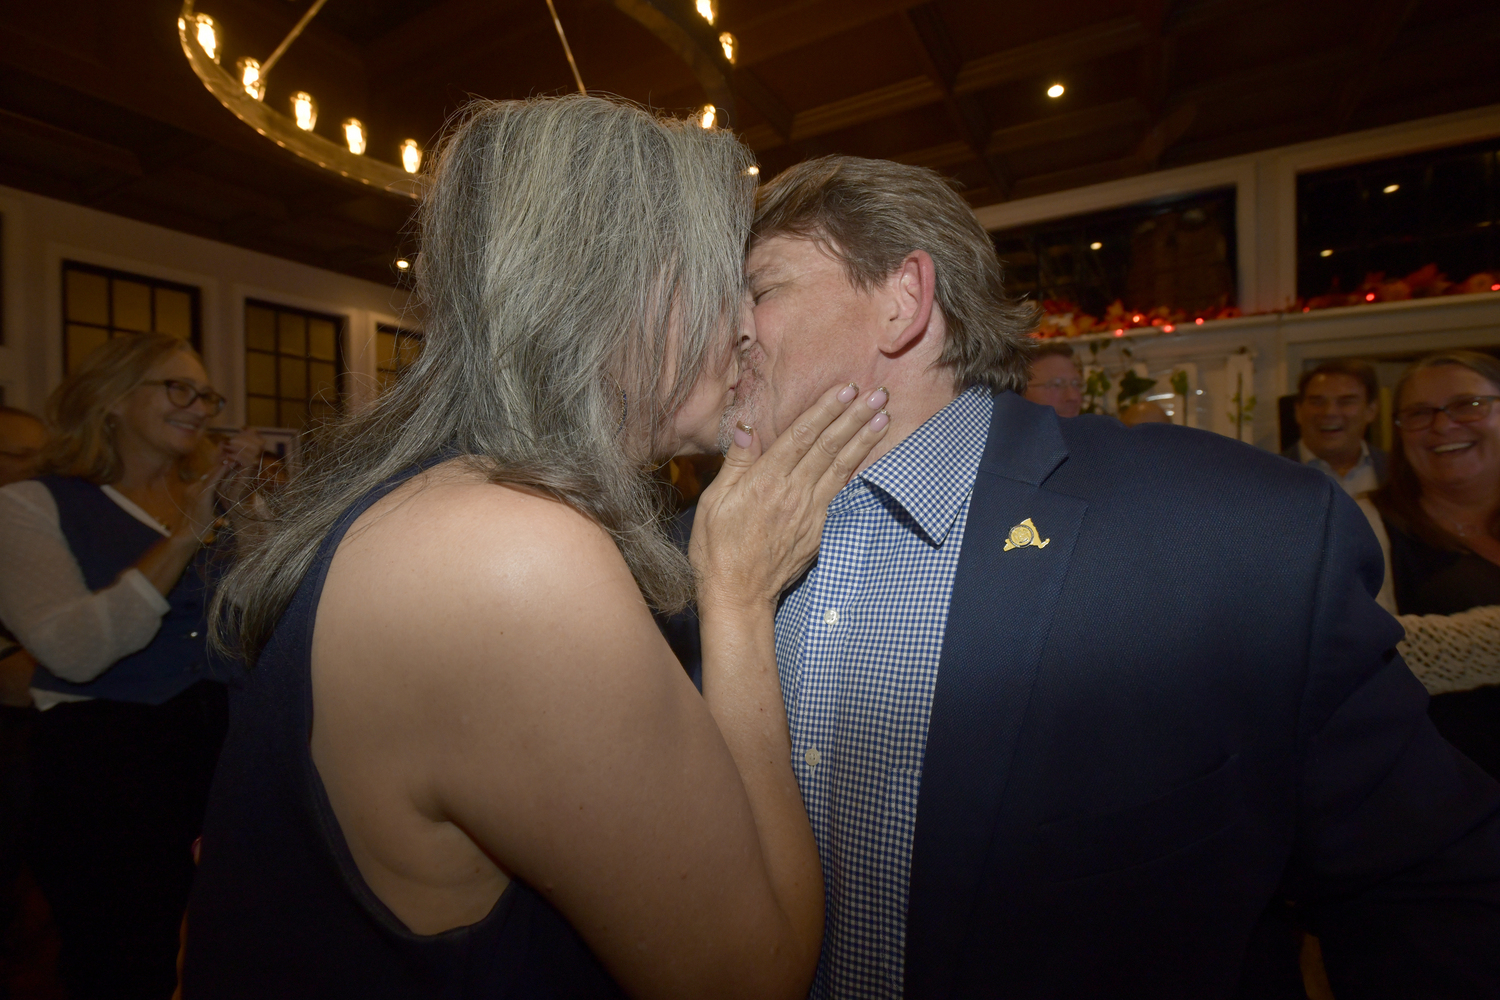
left=725, top=155, right=1500, bottom=999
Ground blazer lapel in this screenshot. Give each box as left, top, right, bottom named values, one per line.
left=905, top=393, right=1088, bottom=999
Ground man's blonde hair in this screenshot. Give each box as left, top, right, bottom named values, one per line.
left=753, top=155, right=1037, bottom=393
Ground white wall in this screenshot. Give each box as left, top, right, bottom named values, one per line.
left=0, top=184, right=414, bottom=423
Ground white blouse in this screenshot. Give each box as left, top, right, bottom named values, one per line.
left=0, top=480, right=173, bottom=710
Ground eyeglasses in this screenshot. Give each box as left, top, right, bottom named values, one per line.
left=1394, top=394, right=1500, bottom=431
left=1029, top=377, right=1083, bottom=391
left=143, top=379, right=227, bottom=416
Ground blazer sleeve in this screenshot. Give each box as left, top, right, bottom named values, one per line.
left=1289, top=482, right=1500, bottom=998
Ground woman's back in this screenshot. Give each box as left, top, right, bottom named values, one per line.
left=183, top=459, right=626, bottom=998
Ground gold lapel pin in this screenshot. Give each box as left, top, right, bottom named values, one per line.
left=1003, top=517, right=1050, bottom=552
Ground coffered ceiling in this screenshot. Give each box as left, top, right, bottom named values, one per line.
left=1, top=0, right=1496, bottom=287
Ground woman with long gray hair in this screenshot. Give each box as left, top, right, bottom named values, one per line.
left=183, top=96, right=891, bottom=998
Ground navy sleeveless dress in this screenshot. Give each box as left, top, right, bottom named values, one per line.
left=183, top=461, right=627, bottom=998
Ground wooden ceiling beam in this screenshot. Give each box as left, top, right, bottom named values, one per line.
left=1330, top=0, right=1421, bottom=132
left=741, top=75, right=945, bottom=151
left=364, top=0, right=533, bottom=75
left=954, top=16, right=1150, bottom=95
left=901, top=3, right=1011, bottom=198
left=732, top=0, right=925, bottom=68
left=986, top=99, right=1147, bottom=155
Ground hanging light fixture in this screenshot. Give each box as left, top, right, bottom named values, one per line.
left=291, top=92, right=317, bottom=131
left=719, top=31, right=736, bottom=64
left=746, top=165, right=760, bottom=176
left=696, top=0, right=716, bottom=25
left=400, top=139, right=422, bottom=174
left=194, top=13, right=220, bottom=63
left=236, top=57, right=264, bottom=100
left=343, top=118, right=367, bottom=154
left=699, top=104, right=717, bottom=129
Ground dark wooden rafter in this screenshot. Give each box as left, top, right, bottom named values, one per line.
left=1329, top=0, right=1421, bottom=131
left=900, top=3, right=1012, bottom=198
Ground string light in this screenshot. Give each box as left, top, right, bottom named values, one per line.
left=395, top=258, right=411, bottom=271
left=746, top=165, right=760, bottom=176
left=291, top=92, right=317, bottom=131
left=1046, top=83, right=1064, bottom=98
left=719, top=31, right=736, bottom=63
left=342, top=118, right=366, bottom=155
left=699, top=104, right=717, bottom=129
left=1320, top=249, right=1333, bottom=257
left=400, top=139, right=422, bottom=174
left=1383, top=183, right=1400, bottom=194
left=194, top=13, right=220, bottom=63
left=696, top=0, right=715, bottom=24
left=1089, top=241, right=1102, bottom=250
left=236, top=57, right=264, bottom=100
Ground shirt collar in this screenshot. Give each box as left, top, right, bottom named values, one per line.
left=1298, top=438, right=1370, bottom=471
left=850, top=385, right=993, bottom=546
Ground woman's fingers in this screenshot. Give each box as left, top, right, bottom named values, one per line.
left=814, top=405, right=891, bottom=506
left=785, top=386, right=888, bottom=490
left=754, top=382, right=863, bottom=477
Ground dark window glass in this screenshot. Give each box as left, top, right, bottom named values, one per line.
left=375, top=323, right=423, bottom=393
left=991, top=187, right=1237, bottom=321
left=1297, top=138, right=1499, bottom=300
left=245, top=300, right=345, bottom=430
left=61, top=261, right=202, bottom=374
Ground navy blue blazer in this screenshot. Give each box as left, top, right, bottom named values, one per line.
left=907, top=393, right=1500, bottom=998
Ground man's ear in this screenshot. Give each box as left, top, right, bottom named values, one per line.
left=880, top=250, right=936, bottom=357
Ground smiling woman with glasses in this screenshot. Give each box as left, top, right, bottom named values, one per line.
left=1366, top=350, right=1500, bottom=781
left=0, top=333, right=264, bottom=998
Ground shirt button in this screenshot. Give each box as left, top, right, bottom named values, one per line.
left=804, top=748, right=821, bottom=766
left=823, top=608, right=839, bottom=626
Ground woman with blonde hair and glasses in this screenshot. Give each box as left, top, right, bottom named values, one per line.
left=183, top=95, right=890, bottom=999
left=0, top=333, right=262, bottom=999
left=1363, top=350, right=1500, bottom=780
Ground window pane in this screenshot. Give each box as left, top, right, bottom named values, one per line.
left=279, top=399, right=308, bottom=428
left=376, top=331, right=397, bottom=371
left=307, top=320, right=337, bottom=361
left=246, top=307, right=276, bottom=352
left=155, top=288, right=193, bottom=339
left=66, top=271, right=109, bottom=326
left=246, top=351, right=277, bottom=396
left=309, top=361, right=338, bottom=403
left=377, top=369, right=397, bottom=393
left=279, top=357, right=308, bottom=399
left=113, top=280, right=152, bottom=333
left=397, top=334, right=422, bottom=369
left=309, top=401, right=336, bottom=426
left=66, top=324, right=110, bottom=373
left=278, top=313, right=306, bottom=356
left=246, top=396, right=279, bottom=427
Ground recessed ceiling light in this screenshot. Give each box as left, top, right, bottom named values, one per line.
left=1320, top=249, right=1333, bottom=257
left=1089, top=241, right=1102, bottom=250
left=1383, top=183, right=1400, bottom=194
left=1046, top=83, right=1065, bottom=99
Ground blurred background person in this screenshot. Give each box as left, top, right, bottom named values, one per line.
left=1285, top=359, right=1387, bottom=497
left=0, top=334, right=261, bottom=999
left=1023, top=341, right=1083, bottom=417
left=1367, top=350, right=1500, bottom=780
left=0, top=406, right=45, bottom=490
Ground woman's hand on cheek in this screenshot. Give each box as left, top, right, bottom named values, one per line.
left=690, top=381, right=890, bottom=617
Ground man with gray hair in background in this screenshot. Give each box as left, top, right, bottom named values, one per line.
left=726, top=155, right=1500, bottom=998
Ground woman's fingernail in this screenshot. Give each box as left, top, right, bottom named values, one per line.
left=869, top=409, right=890, bottom=431
left=867, top=388, right=888, bottom=409
left=733, top=424, right=753, bottom=448
left=837, top=383, right=858, bottom=404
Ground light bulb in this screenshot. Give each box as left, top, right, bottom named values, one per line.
left=395, top=259, right=410, bottom=271
left=400, top=139, right=422, bottom=174
left=194, top=13, right=220, bottom=64
left=1089, top=241, right=1102, bottom=250
left=1046, top=83, right=1064, bottom=98
left=343, top=118, right=367, bottom=155
left=699, top=104, right=716, bottom=129
left=291, top=92, right=317, bottom=131
left=696, top=0, right=715, bottom=24
left=1320, top=249, right=1333, bottom=257
left=236, top=57, right=264, bottom=100
left=720, top=31, right=736, bottom=63
left=746, top=165, right=760, bottom=176
left=1383, top=183, right=1399, bottom=194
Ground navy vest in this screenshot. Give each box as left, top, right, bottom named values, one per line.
left=31, top=475, right=226, bottom=705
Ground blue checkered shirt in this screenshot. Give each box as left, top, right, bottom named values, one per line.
left=776, top=386, right=994, bottom=999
